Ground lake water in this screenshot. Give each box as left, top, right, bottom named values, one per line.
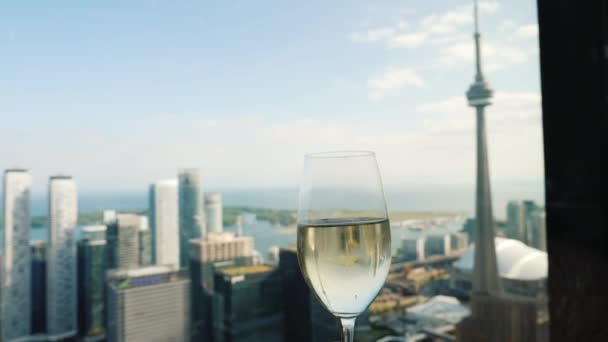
left=18, top=183, right=542, bottom=257
left=29, top=183, right=544, bottom=218
left=30, top=217, right=464, bottom=261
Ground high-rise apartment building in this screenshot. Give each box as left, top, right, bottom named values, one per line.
left=106, top=266, right=191, bottom=342
left=506, top=200, right=526, bottom=241
left=507, top=200, right=541, bottom=246
left=31, top=241, right=47, bottom=336
left=47, top=175, right=78, bottom=340
left=527, top=210, right=547, bottom=251
left=400, top=237, right=426, bottom=261
left=212, top=265, right=284, bottom=342
left=103, top=210, right=117, bottom=225
left=78, top=225, right=107, bottom=341
left=178, top=169, right=203, bottom=268
left=107, top=214, right=145, bottom=269
left=149, top=179, right=179, bottom=267
left=138, top=216, right=151, bottom=266
left=425, top=234, right=452, bottom=257
left=205, top=192, right=223, bottom=233
left=1, top=169, right=32, bottom=341
left=192, top=231, right=254, bottom=263
left=278, top=247, right=339, bottom=342
left=189, top=232, right=256, bottom=341
left=450, top=232, right=469, bottom=252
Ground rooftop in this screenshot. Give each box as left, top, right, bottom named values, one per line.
left=220, top=265, right=273, bottom=277
left=107, top=265, right=175, bottom=279
left=280, top=244, right=297, bottom=252
left=30, top=240, right=46, bottom=248
left=4, top=168, right=29, bottom=173
left=82, top=225, right=107, bottom=232
left=407, top=295, right=470, bottom=325
left=453, top=237, right=548, bottom=280
left=154, top=178, right=178, bottom=187
left=116, top=213, right=144, bottom=228
left=50, top=175, right=73, bottom=180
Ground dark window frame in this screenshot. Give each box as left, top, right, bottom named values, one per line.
left=538, top=0, right=608, bottom=340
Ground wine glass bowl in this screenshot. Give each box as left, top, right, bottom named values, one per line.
left=296, top=151, right=391, bottom=342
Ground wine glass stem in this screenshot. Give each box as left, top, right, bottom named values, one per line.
left=340, top=317, right=356, bottom=342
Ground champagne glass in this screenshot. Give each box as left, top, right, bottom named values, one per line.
left=296, top=151, right=391, bottom=342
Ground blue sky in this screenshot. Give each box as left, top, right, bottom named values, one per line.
left=0, top=0, right=543, bottom=192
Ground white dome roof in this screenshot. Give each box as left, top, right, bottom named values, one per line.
left=453, top=237, right=547, bottom=280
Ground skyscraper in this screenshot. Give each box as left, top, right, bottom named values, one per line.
left=506, top=200, right=526, bottom=241
left=106, top=266, right=191, bottom=342
left=31, top=241, right=47, bottom=336
left=1, top=169, right=32, bottom=341
left=278, top=247, right=339, bottom=342
left=528, top=210, right=547, bottom=251
left=189, top=232, right=256, bottom=341
left=400, top=237, right=426, bottom=261
left=138, top=216, right=152, bottom=266
left=212, top=265, right=284, bottom=342
left=47, top=175, right=78, bottom=340
left=178, top=169, right=203, bottom=268
left=205, top=192, right=223, bottom=233
left=78, top=225, right=107, bottom=341
left=149, top=179, right=179, bottom=268
left=103, top=210, right=117, bottom=225
left=507, top=200, right=541, bottom=246
left=107, top=214, right=144, bottom=269
left=425, top=234, right=452, bottom=256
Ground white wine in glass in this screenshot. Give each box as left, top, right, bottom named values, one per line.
left=297, top=151, right=391, bottom=342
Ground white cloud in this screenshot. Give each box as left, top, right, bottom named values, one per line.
left=412, top=91, right=544, bottom=181
left=420, top=1, right=499, bottom=35
left=420, top=8, right=471, bottom=35
left=515, top=24, right=539, bottom=39
left=499, top=19, right=517, bottom=33
left=437, top=41, right=527, bottom=71
left=349, top=1, right=500, bottom=50
left=389, top=32, right=428, bottom=48
left=478, top=1, right=500, bottom=14
left=367, top=67, right=425, bottom=99
left=0, top=91, right=544, bottom=192
left=350, top=27, right=395, bottom=43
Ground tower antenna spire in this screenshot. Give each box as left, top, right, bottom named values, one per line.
left=473, top=0, right=484, bottom=82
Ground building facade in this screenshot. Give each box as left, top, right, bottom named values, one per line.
left=506, top=200, right=526, bottom=241
left=78, top=226, right=108, bottom=341
left=47, top=176, right=78, bottom=340
left=212, top=265, right=284, bottom=342
left=149, top=179, right=179, bottom=268
left=527, top=210, right=546, bottom=251
left=450, top=232, right=469, bottom=252
left=31, top=241, right=47, bottom=336
left=400, top=237, right=426, bottom=262
left=425, top=234, right=452, bottom=257
left=1, top=169, right=32, bottom=341
left=106, top=266, right=191, bottom=342
left=138, top=217, right=152, bottom=266
left=107, top=214, right=144, bottom=269
left=278, top=247, right=340, bottom=342
left=178, top=169, right=204, bottom=268
left=189, top=234, right=256, bottom=341
left=205, top=192, right=223, bottom=233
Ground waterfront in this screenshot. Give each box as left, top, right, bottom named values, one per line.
left=30, top=214, right=466, bottom=260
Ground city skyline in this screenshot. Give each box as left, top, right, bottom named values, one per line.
left=0, top=0, right=543, bottom=193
